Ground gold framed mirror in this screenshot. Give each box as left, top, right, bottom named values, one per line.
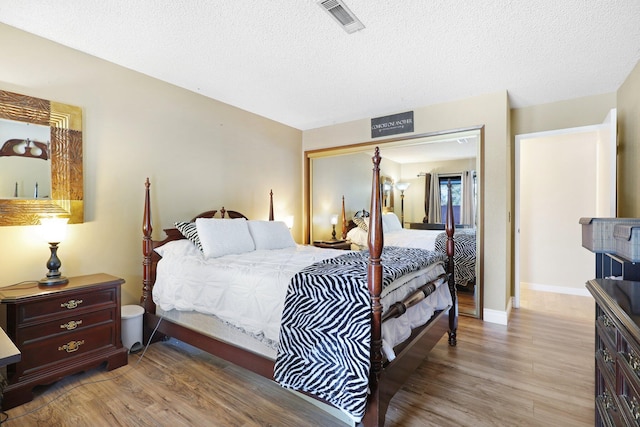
left=0, top=90, right=83, bottom=225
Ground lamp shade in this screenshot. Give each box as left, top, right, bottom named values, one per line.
left=284, top=215, right=294, bottom=229
left=40, top=217, right=68, bottom=243
left=330, top=214, right=339, bottom=225
left=396, top=182, right=411, bottom=192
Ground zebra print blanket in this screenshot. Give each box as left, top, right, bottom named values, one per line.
left=274, top=246, right=446, bottom=421
left=434, top=228, right=476, bottom=289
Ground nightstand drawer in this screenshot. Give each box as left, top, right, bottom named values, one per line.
left=16, top=308, right=116, bottom=347
left=19, top=323, right=116, bottom=377
left=18, top=287, right=117, bottom=324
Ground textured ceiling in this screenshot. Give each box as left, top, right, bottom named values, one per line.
left=1, top=0, right=639, bottom=130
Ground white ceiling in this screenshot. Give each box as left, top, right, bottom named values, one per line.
left=1, top=1, right=639, bottom=131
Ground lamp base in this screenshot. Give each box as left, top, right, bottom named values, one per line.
left=38, top=276, right=69, bottom=286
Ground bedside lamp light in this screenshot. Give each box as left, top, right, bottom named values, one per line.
left=395, top=182, right=411, bottom=226
left=330, top=214, right=339, bottom=240
left=38, top=217, right=69, bottom=286
left=284, top=215, right=294, bottom=230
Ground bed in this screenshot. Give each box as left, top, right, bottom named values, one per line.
left=140, top=147, right=458, bottom=427
left=346, top=211, right=476, bottom=292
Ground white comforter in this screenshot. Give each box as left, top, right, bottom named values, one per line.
left=152, top=240, right=450, bottom=354
left=154, top=241, right=343, bottom=343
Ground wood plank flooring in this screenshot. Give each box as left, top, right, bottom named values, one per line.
left=3, top=289, right=595, bottom=426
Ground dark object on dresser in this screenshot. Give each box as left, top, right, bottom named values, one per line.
left=586, top=278, right=640, bottom=426
left=0, top=273, right=128, bottom=409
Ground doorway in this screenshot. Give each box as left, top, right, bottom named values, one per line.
left=514, top=109, right=617, bottom=308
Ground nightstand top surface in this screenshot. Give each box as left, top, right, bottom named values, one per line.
left=0, top=273, right=124, bottom=302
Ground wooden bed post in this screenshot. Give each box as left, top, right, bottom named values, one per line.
left=445, top=180, right=458, bottom=346
left=141, top=178, right=154, bottom=312
left=364, top=147, right=384, bottom=426
left=269, top=189, right=274, bottom=221
left=341, top=195, right=347, bottom=239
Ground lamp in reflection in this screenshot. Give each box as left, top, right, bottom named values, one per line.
left=395, top=182, right=411, bottom=226
left=284, top=215, right=294, bottom=230
left=382, top=182, right=392, bottom=207
left=38, top=216, right=69, bottom=286
left=330, top=214, right=339, bottom=240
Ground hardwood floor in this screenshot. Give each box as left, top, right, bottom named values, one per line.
left=457, top=288, right=476, bottom=314
left=3, top=289, right=595, bottom=426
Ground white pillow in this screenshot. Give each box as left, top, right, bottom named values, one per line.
left=154, top=239, right=202, bottom=259
left=346, top=227, right=368, bottom=247
left=247, top=220, right=296, bottom=250
left=195, top=218, right=256, bottom=258
left=382, top=213, right=403, bottom=232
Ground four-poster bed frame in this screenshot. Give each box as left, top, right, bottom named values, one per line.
left=140, top=147, right=457, bottom=426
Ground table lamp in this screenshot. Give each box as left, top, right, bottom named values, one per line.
left=38, top=217, right=69, bottom=286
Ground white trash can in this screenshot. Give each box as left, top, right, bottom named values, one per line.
left=121, top=304, right=144, bottom=353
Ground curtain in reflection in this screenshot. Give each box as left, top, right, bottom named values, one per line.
left=461, top=170, right=475, bottom=226
left=422, top=173, right=431, bottom=222
left=427, top=172, right=441, bottom=223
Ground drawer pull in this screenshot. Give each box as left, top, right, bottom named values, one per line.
left=60, top=320, right=83, bottom=330
left=629, top=352, right=640, bottom=373
left=599, top=314, right=614, bottom=328
left=632, top=397, right=640, bottom=420
left=58, top=340, right=85, bottom=353
left=602, top=390, right=614, bottom=410
left=61, top=299, right=83, bottom=309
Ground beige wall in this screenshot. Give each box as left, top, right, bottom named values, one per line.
left=311, top=152, right=372, bottom=240
left=618, top=61, right=640, bottom=217
left=511, top=93, right=616, bottom=136
left=304, top=92, right=512, bottom=317
left=0, top=24, right=302, bottom=305
left=520, top=133, right=598, bottom=290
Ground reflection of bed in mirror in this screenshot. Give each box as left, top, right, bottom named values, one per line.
left=345, top=207, right=476, bottom=316
left=306, top=128, right=482, bottom=318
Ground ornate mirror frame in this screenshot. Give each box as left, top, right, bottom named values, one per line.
left=0, top=90, right=83, bottom=226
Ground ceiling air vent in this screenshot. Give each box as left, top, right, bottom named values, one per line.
left=317, top=0, right=365, bottom=34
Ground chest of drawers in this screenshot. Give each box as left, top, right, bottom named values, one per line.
left=587, top=278, right=640, bottom=426
left=0, top=273, right=128, bottom=409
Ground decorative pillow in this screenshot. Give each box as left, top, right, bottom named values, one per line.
left=195, top=218, right=256, bottom=259
left=175, top=221, right=203, bottom=251
left=247, top=220, right=296, bottom=250
left=352, top=216, right=369, bottom=232
left=382, top=213, right=403, bottom=232
left=154, top=239, right=202, bottom=259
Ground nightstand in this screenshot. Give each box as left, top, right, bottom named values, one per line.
left=313, top=240, right=352, bottom=250
left=0, top=273, right=128, bottom=409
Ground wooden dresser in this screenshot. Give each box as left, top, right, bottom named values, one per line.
left=586, top=278, right=640, bottom=426
left=0, top=273, right=128, bottom=409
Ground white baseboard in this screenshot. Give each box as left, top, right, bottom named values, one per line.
left=483, top=297, right=512, bottom=326
left=520, top=281, right=591, bottom=297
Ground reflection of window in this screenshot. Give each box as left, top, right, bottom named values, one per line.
left=439, top=175, right=462, bottom=224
